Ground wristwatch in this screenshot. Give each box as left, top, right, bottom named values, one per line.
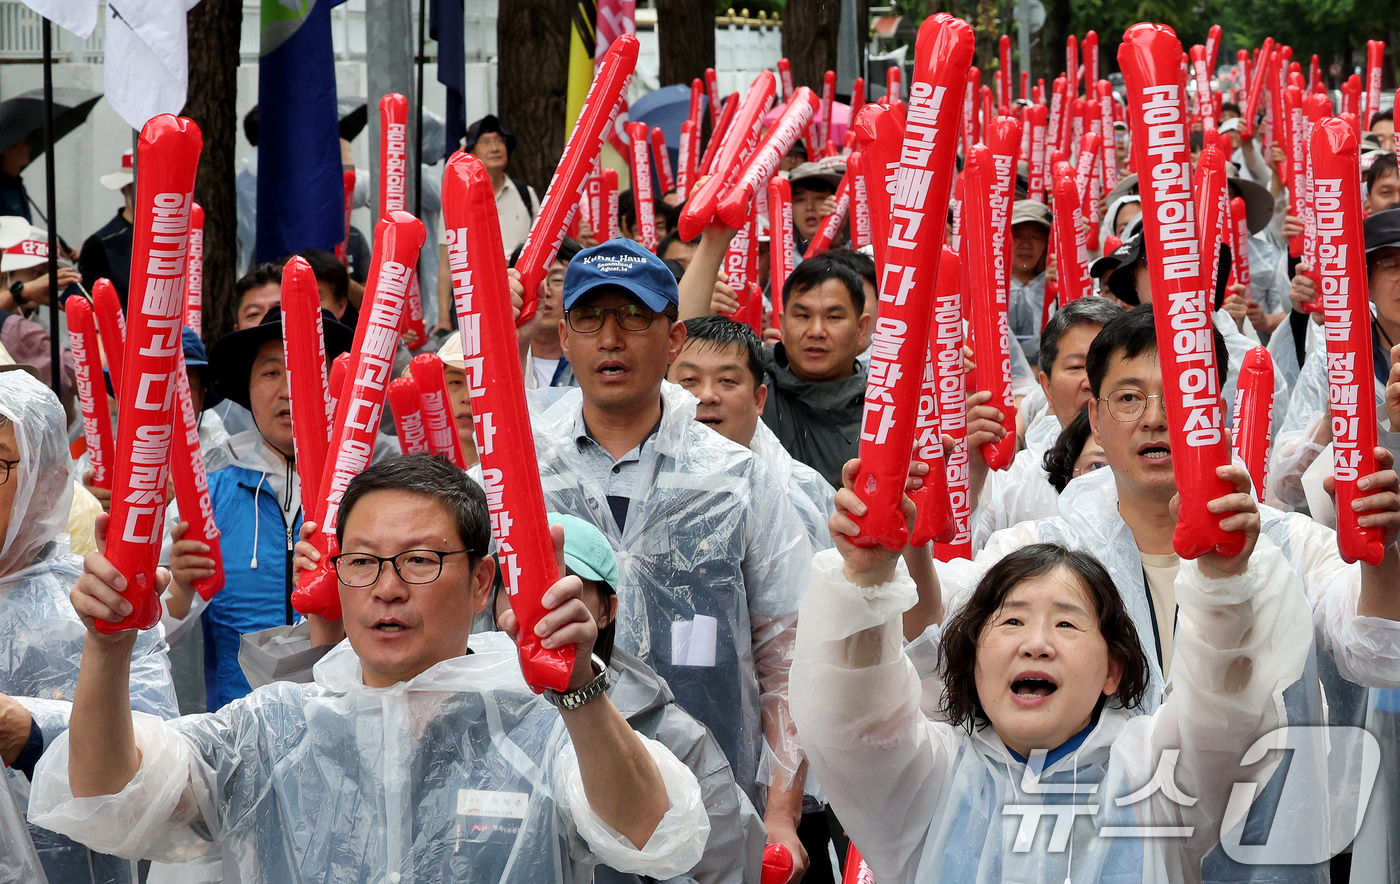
left=8, top=280, right=25, bottom=307
left=543, top=654, right=610, bottom=711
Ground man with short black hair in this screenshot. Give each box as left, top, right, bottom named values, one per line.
left=1006, top=199, right=1053, bottom=362
left=40, top=454, right=707, bottom=881
left=1372, top=108, right=1395, bottom=153
left=292, top=247, right=355, bottom=325
left=786, top=162, right=842, bottom=255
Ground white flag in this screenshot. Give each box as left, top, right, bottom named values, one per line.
left=104, top=0, right=202, bottom=131
left=19, top=0, right=99, bottom=41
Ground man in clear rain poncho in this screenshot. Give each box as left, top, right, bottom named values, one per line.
left=29, top=454, right=708, bottom=883
left=0, top=368, right=178, bottom=884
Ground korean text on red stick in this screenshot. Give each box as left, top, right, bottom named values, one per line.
left=183, top=203, right=204, bottom=336
left=820, top=70, right=836, bottom=149
left=849, top=150, right=872, bottom=248
left=1365, top=41, right=1385, bottom=129
left=682, top=72, right=777, bottom=239
left=169, top=349, right=225, bottom=601
left=932, top=247, right=971, bottom=561
left=1191, top=45, right=1215, bottom=132
left=705, top=67, right=721, bottom=125
left=1312, top=117, right=1388, bottom=565
left=1282, top=85, right=1307, bottom=259
left=378, top=93, right=409, bottom=218
left=716, top=87, right=817, bottom=230
left=1097, top=80, right=1118, bottom=190
left=1196, top=145, right=1228, bottom=322
left=100, top=114, right=203, bottom=634
left=444, top=151, right=574, bottom=691
left=410, top=353, right=468, bottom=468
left=768, top=177, right=793, bottom=327
left=1206, top=24, right=1222, bottom=71
left=1119, top=23, right=1243, bottom=559
left=1082, top=30, right=1099, bottom=88
left=92, top=278, right=126, bottom=399
left=650, top=127, right=675, bottom=195
left=851, top=101, right=905, bottom=276
left=1026, top=103, right=1049, bottom=201
left=1231, top=346, right=1275, bottom=500
left=601, top=168, right=620, bottom=240
left=776, top=59, right=794, bottom=102
left=280, top=256, right=332, bottom=508
left=841, top=844, right=875, bottom=884
left=998, top=35, right=1012, bottom=111
left=66, top=297, right=114, bottom=490
left=626, top=121, right=658, bottom=252
left=677, top=120, right=698, bottom=200
left=909, top=246, right=958, bottom=546
left=887, top=64, right=902, bottom=103
left=516, top=34, right=638, bottom=324
left=292, top=212, right=425, bottom=620
left=848, top=13, right=973, bottom=551
left=967, top=120, right=1019, bottom=470
left=1230, top=197, right=1253, bottom=294
left=388, top=376, right=431, bottom=455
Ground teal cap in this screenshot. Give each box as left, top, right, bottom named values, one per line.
left=547, top=512, right=619, bottom=589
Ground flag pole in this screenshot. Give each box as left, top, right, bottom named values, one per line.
left=42, top=18, right=60, bottom=399
left=414, top=0, right=426, bottom=217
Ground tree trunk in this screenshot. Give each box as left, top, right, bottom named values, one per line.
left=182, top=0, right=242, bottom=346
left=655, top=0, right=715, bottom=88
left=1040, top=0, right=1071, bottom=91
left=783, top=0, right=843, bottom=91
left=498, top=0, right=572, bottom=194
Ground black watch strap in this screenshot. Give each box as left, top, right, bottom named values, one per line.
left=8, top=279, right=25, bottom=306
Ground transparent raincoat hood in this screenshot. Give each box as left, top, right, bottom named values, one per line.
left=0, top=370, right=73, bottom=577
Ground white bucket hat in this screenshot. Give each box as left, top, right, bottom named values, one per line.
left=99, top=149, right=134, bottom=191
left=1, top=225, right=49, bottom=273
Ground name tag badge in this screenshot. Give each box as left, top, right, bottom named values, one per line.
left=671, top=615, right=718, bottom=667
left=457, top=790, right=530, bottom=820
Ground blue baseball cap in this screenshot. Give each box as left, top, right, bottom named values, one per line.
left=562, top=236, right=680, bottom=314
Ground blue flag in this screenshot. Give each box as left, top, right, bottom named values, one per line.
left=430, top=0, right=465, bottom=162
left=257, top=0, right=345, bottom=263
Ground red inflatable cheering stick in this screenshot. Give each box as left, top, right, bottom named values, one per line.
left=626, top=121, right=658, bottom=251
left=292, top=212, right=426, bottom=620
left=388, top=376, right=431, bottom=455
left=851, top=101, right=906, bottom=275
left=1365, top=41, right=1385, bottom=130
left=92, top=278, right=126, bottom=399
left=378, top=94, right=427, bottom=350
left=848, top=13, right=973, bottom=550
left=410, top=352, right=468, bottom=468
left=1231, top=346, right=1275, bottom=501
left=716, top=87, right=817, bottom=230
left=768, top=176, right=793, bottom=326
left=802, top=170, right=851, bottom=259
left=169, top=348, right=225, bottom=600
left=517, top=35, right=638, bottom=322
left=1050, top=163, right=1087, bottom=304
left=444, top=151, right=574, bottom=691
left=281, top=257, right=332, bottom=508
left=66, top=296, right=115, bottom=490
left=183, top=203, right=204, bottom=336
left=932, top=247, right=972, bottom=562
left=1120, top=23, right=1243, bottom=559
left=100, top=114, right=203, bottom=634
left=650, top=127, right=675, bottom=196
left=963, top=137, right=1018, bottom=471
left=908, top=246, right=959, bottom=546
left=1312, top=118, right=1388, bottom=565
left=681, top=72, right=777, bottom=240
left=761, top=844, right=796, bottom=884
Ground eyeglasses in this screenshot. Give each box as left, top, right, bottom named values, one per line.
left=330, top=549, right=474, bottom=587
left=545, top=272, right=566, bottom=292
left=566, top=303, right=659, bottom=333
left=0, top=458, right=16, bottom=486
left=1072, top=461, right=1109, bottom=478
left=1098, top=390, right=1167, bottom=422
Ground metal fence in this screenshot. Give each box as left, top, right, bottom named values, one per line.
left=0, top=1, right=105, bottom=62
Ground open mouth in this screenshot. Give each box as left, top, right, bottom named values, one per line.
left=696, top=415, right=723, bottom=427
left=1011, top=674, right=1059, bottom=699
left=1138, top=441, right=1171, bottom=461
left=597, top=360, right=630, bottom=379
left=373, top=619, right=409, bottom=633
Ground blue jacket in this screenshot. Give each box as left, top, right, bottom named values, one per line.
left=203, top=458, right=303, bottom=711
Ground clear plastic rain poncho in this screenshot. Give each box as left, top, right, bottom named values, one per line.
left=1267, top=338, right=1399, bottom=511
left=28, top=631, right=709, bottom=883
left=749, top=419, right=834, bottom=551
left=533, top=383, right=811, bottom=807
left=0, top=371, right=178, bottom=884
left=926, top=466, right=1400, bottom=883
left=792, top=540, right=1312, bottom=884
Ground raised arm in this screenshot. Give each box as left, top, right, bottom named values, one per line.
left=677, top=219, right=738, bottom=321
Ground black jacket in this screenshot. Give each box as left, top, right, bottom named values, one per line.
left=758, top=343, right=866, bottom=488
left=78, top=209, right=133, bottom=305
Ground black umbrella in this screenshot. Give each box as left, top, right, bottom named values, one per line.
left=337, top=97, right=368, bottom=142
left=0, top=87, right=101, bottom=166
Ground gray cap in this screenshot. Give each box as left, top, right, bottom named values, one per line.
left=1010, top=200, right=1052, bottom=230
left=786, top=161, right=844, bottom=191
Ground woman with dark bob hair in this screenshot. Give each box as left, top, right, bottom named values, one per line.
left=791, top=458, right=1313, bottom=883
